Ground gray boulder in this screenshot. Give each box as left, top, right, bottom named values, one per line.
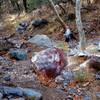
left=0, top=86, right=42, bottom=100
left=28, top=34, right=55, bottom=47
left=22, top=88, right=42, bottom=100
left=98, top=42, right=100, bottom=51
left=9, top=49, right=27, bottom=60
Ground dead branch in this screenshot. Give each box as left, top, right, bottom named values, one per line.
left=48, top=0, right=69, bottom=30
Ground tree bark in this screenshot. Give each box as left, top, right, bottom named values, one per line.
left=75, top=0, right=86, bottom=53
left=10, top=0, right=20, bottom=11
left=23, top=0, right=27, bottom=12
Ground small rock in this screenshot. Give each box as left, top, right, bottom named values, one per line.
left=96, top=92, right=100, bottom=99
left=0, top=86, right=23, bottom=96
left=28, top=34, right=55, bottom=47
left=66, top=95, right=73, bottom=100
left=16, top=26, right=25, bottom=33
left=68, top=88, right=77, bottom=95
left=0, top=56, right=4, bottom=61
left=16, top=21, right=28, bottom=34
left=93, top=41, right=99, bottom=46
left=63, top=82, right=68, bottom=89
left=0, top=56, right=12, bottom=65
left=32, top=19, right=48, bottom=28
left=7, top=95, right=13, bottom=99
left=3, top=74, right=11, bottom=81
left=55, top=75, right=64, bottom=84
left=9, top=49, right=27, bottom=60
left=62, top=71, right=74, bottom=81
left=9, top=98, right=25, bottom=100
left=0, top=92, right=3, bottom=99
left=67, top=48, right=77, bottom=56
left=8, top=39, right=23, bottom=49
left=0, top=86, right=42, bottom=100
left=95, top=72, right=100, bottom=80
left=64, top=28, right=76, bottom=43
left=83, top=96, right=92, bottom=100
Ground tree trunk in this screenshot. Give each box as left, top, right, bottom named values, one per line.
left=16, top=1, right=20, bottom=11
left=23, top=0, right=27, bottom=12
left=75, top=0, right=86, bottom=54
left=10, top=0, right=20, bottom=11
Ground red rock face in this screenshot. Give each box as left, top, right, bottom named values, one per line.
left=31, top=48, right=66, bottom=78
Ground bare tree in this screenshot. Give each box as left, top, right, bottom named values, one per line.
left=75, top=0, right=86, bottom=55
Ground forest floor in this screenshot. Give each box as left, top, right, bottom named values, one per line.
left=0, top=2, right=100, bottom=100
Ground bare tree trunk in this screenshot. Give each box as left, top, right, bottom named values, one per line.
left=48, top=0, right=68, bottom=30
left=75, top=0, right=86, bottom=55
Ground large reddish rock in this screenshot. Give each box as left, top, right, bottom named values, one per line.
left=31, top=48, right=66, bottom=78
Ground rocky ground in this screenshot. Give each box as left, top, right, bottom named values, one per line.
left=0, top=2, right=100, bottom=100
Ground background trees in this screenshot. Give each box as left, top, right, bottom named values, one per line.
left=0, top=0, right=97, bottom=14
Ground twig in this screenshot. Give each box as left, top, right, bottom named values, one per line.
left=48, top=0, right=69, bottom=30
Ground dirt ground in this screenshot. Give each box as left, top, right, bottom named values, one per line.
left=0, top=1, right=100, bottom=100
